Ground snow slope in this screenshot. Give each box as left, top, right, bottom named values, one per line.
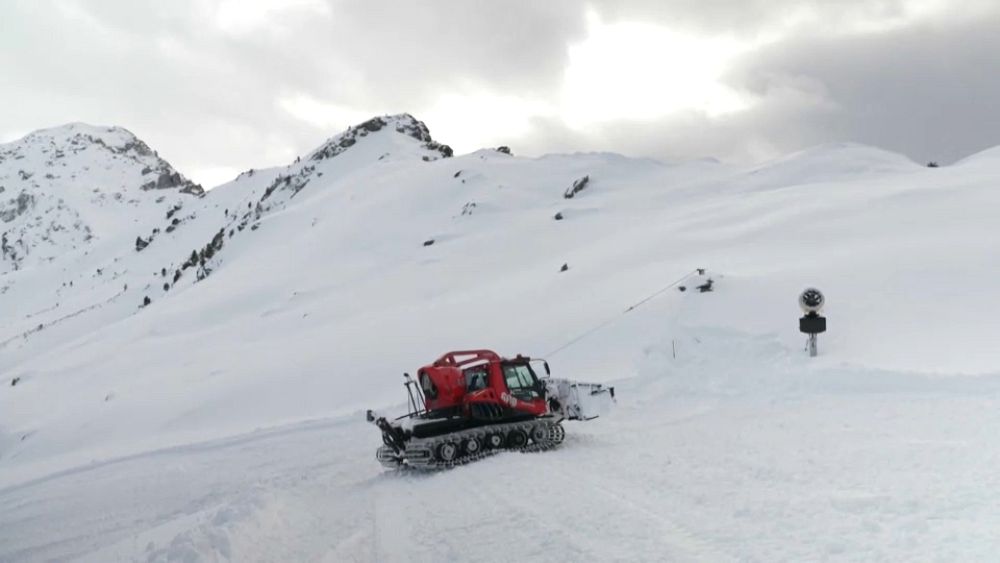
left=5, top=338, right=1000, bottom=562
left=3, top=114, right=1000, bottom=561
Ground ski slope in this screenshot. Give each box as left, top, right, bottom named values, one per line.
left=3, top=115, right=1000, bottom=561
left=5, top=337, right=1000, bottom=562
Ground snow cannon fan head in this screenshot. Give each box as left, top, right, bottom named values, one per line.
left=799, top=288, right=824, bottom=315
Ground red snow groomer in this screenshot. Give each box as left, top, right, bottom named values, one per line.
left=367, top=349, right=615, bottom=469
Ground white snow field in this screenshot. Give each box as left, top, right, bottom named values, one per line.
left=3, top=115, right=1000, bottom=561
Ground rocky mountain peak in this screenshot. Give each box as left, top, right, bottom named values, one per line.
left=307, top=113, right=453, bottom=162
left=0, top=123, right=202, bottom=272
left=1, top=123, right=203, bottom=197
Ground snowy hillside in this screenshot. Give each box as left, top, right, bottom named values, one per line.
left=4, top=114, right=1000, bottom=561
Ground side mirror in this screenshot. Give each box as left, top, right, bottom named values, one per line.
left=543, top=361, right=550, bottom=375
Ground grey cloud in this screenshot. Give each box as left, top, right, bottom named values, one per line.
left=322, top=0, right=588, bottom=103
left=725, top=13, right=1000, bottom=164
left=0, top=1, right=588, bottom=184
left=509, top=6, right=1000, bottom=167
left=587, top=0, right=992, bottom=38
left=1, top=0, right=998, bottom=187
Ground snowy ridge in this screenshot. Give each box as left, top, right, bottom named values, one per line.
left=739, top=142, right=921, bottom=191
left=140, top=113, right=457, bottom=291
left=954, top=144, right=1000, bottom=168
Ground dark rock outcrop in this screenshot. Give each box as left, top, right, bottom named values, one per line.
left=309, top=114, right=453, bottom=162
left=564, top=175, right=590, bottom=199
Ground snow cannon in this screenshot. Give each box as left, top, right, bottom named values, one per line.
left=798, top=288, right=827, bottom=357
left=366, top=350, right=615, bottom=470
left=799, top=287, right=825, bottom=314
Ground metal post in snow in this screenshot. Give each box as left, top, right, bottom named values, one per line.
left=798, top=288, right=826, bottom=357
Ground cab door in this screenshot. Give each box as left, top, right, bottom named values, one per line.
left=498, top=362, right=547, bottom=415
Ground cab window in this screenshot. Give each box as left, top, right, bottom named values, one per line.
left=464, top=366, right=489, bottom=391
left=420, top=372, right=438, bottom=399
left=502, top=363, right=540, bottom=399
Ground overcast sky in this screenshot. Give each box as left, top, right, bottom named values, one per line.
left=3, top=0, right=999, bottom=187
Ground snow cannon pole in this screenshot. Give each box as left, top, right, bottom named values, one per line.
left=798, top=288, right=826, bottom=357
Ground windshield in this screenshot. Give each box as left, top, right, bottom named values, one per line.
left=502, top=363, right=540, bottom=400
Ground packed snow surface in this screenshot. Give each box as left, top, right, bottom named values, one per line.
left=3, top=114, right=1000, bottom=561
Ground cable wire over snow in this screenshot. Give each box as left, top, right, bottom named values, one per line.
left=544, top=269, right=700, bottom=357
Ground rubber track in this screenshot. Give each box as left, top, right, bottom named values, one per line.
left=377, top=419, right=565, bottom=470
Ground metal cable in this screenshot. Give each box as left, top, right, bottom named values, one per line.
left=544, top=269, right=700, bottom=357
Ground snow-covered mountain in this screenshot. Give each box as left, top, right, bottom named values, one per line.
left=3, top=114, right=1000, bottom=561
left=0, top=123, right=203, bottom=273
left=0, top=114, right=452, bottom=368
